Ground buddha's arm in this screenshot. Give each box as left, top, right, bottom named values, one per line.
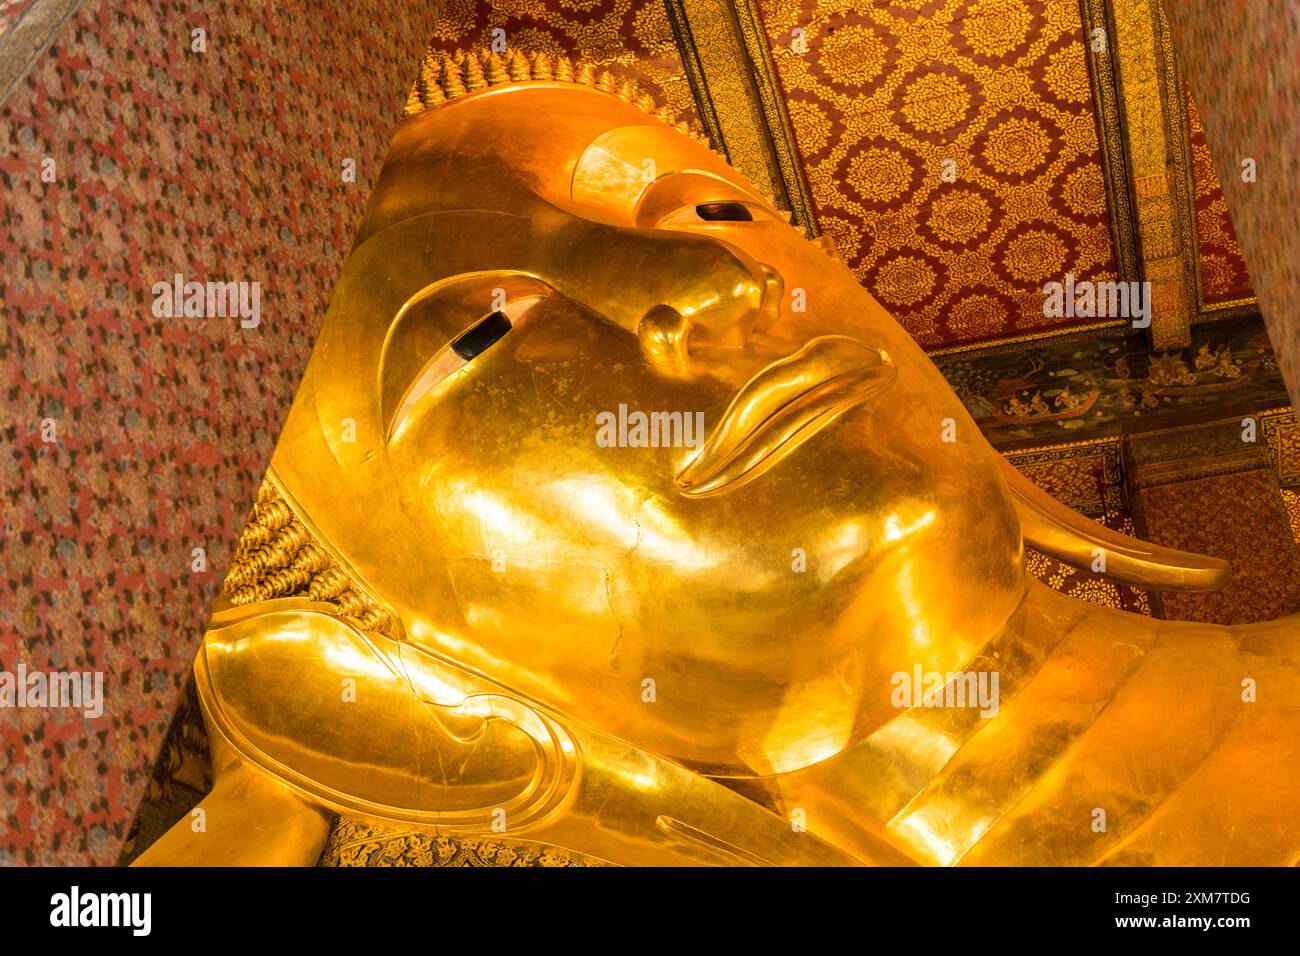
left=132, top=760, right=332, bottom=867
left=777, top=579, right=1300, bottom=866
left=136, top=599, right=861, bottom=867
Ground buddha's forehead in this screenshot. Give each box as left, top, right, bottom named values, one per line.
left=357, top=84, right=770, bottom=242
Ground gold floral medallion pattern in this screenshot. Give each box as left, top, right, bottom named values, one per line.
left=1002, top=228, right=1067, bottom=284
left=756, top=0, right=1122, bottom=347
left=926, top=189, right=992, bottom=244
left=960, top=0, right=1032, bottom=58
left=981, top=116, right=1053, bottom=176
left=901, top=72, right=973, bottom=132
left=875, top=255, right=938, bottom=306
left=846, top=146, right=916, bottom=204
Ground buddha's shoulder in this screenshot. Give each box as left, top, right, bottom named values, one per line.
left=192, top=599, right=862, bottom=866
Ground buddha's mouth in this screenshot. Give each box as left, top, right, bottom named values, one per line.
left=675, top=335, right=896, bottom=497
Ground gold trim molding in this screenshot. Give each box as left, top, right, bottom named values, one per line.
left=1079, top=0, right=1141, bottom=289
left=1104, top=0, right=1261, bottom=333
left=1107, top=0, right=1194, bottom=351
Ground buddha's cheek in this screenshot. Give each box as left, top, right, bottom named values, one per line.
left=430, top=553, right=639, bottom=718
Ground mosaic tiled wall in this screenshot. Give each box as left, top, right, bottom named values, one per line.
left=1137, top=469, right=1300, bottom=625
left=754, top=0, right=1121, bottom=348
left=0, top=0, right=41, bottom=36
left=0, top=0, right=438, bottom=865
left=1164, top=0, right=1300, bottom=413
left=1010, top=408, right=1300, bottom=625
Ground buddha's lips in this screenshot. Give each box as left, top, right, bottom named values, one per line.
left=675, top=335, right=896, bottom=498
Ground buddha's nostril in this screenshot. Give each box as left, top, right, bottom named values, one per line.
left=638, top=305, right=694, bottom=370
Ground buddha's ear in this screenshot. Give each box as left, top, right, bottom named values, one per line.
left=1000, top=458, right=1229, bottom=592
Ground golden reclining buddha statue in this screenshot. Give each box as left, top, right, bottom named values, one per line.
left=137, top=48, right=1300, bottom=868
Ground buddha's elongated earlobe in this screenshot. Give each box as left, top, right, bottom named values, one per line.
left=1001, top=457, right=1229, bottom=592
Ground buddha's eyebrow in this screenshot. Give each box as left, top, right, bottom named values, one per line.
left=642, top=169, right=761, bottom=201
left=570, top=124, right=770, bottom=222
left=633, top=170, right=778, bottom=227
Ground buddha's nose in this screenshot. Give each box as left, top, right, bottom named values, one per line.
left=542, top=220, right=770, bottom=368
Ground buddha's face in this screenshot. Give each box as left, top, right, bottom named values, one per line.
left=274, top=85, right=1024, bottom=776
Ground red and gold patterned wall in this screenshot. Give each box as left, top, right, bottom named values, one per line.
left=0, top=0, right=701, bottom=869
left=1186, top=91, right=1254, bottom=307
left=755, top=0, right=1121, bottom=348
left=0, top=0, right=438, bottom=866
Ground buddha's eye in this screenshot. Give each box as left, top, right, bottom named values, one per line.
left=695, top=202, right=753, bottom=222
left=388, top=295, right=544, bottom=441
left=659, top=200, right=763, bottom=227
left=452, top=310, right=512, bottom=360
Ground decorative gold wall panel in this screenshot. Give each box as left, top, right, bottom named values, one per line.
left=752, top=0, right=1124, bottom=349
left=666, top=0, right=796, bottom=210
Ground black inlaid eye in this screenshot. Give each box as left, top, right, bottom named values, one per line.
left=695, top=202, right=754, bottom=222
left=451, top=310, right=512, bottom=360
